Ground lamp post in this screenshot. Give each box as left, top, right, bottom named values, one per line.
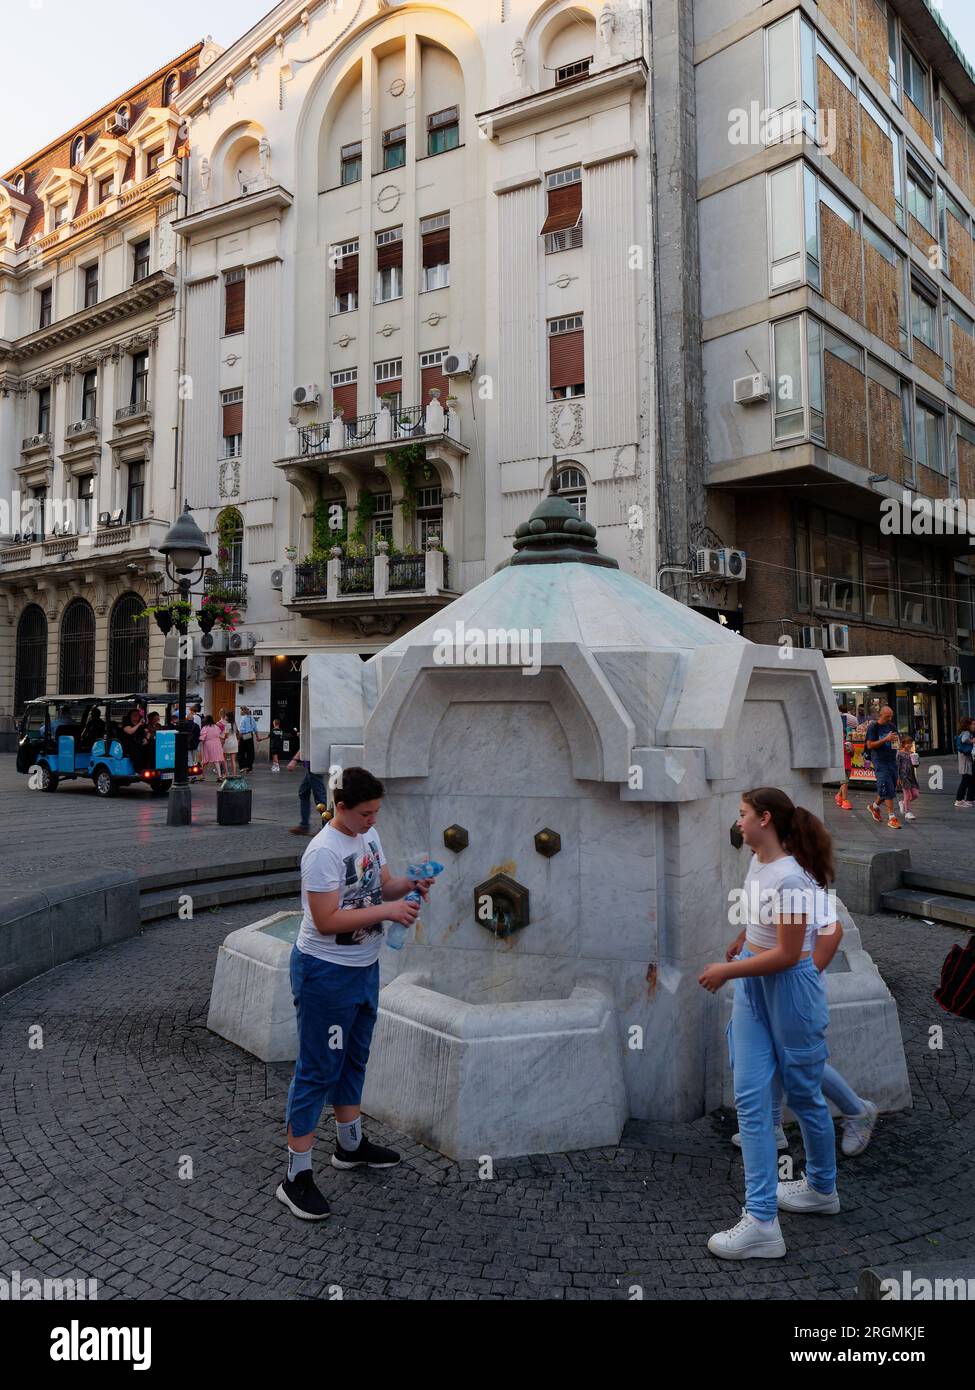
left=157, top=501, right=211, bottom=826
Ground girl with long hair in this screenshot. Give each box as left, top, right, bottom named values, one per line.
left=699, top=787, right=839, bottom=1260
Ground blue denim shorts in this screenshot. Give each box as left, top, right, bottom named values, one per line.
left=285, top=947, right=379, bottom=1137
left=875, top=765, right=897, bottom=801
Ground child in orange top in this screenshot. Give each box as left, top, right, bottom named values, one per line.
left=896, top=736, right=920, bottom=822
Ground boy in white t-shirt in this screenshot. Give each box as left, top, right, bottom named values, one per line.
left=276, top=766, right=429, bottom=1221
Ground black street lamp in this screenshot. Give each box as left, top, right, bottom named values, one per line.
left=157, top=501, right=211, bottom=826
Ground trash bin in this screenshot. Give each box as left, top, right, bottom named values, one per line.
left=217, top=776, right=252, bottom=825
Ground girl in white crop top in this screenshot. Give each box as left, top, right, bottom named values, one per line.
left=699, top=787, right=840, bottom=1262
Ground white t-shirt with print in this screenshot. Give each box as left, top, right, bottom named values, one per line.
left=296, top=823, right=387, bottom=966
left=742, top=852, right=833, bottom=954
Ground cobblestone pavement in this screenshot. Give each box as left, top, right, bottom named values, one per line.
left=0, top=891, right=971, bottom=1300
left=0, top=755, right=306, bottom=885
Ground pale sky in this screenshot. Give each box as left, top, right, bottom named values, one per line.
left=2, top=0, right=975, bottom=174
left=0, top=0, right=274, bottom=174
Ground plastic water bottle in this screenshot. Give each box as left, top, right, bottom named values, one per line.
left=386, top=889, right=422, bottom=950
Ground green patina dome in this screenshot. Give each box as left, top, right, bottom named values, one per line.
left=506, top=492, right=618, bottom=570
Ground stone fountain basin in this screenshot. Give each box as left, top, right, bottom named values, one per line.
left=207, top=910, right=629, bottom=1158
left=361, top=972, right=628, bottom=1160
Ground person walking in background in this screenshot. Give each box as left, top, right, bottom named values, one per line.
left=222, top=713, right=239, bottom=777
left=263, top=717, right=285, bottom=772
left=954, top=716, right=974, bottom=808
left=287, top=745, right=328, bottom=836
left=866, top=706, right=901, bottom=829
left=896, top=736, right=921, bottom=822
left=238, top=707, right=257, bottom=773
left=834, top=707, right=853, bottom=812
left=198, top=715, right=226, bottom=781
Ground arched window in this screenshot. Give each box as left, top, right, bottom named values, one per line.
left=163, top=73, right=179, bottom=106
left=13, top=172, right=25, bottom=194
left=71, top=135, right=85, bottom=166
left=216, top=506, right=244, bottom=577
left=108, top=593, right=149, bottom=693
left=14, top=604, right=48, bottom=713
left=58, top=598, right=96, bottom=694
left=555, top=465, right=587, bottom=519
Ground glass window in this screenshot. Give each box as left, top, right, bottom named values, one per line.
left=382, top=126, right=406, bottom=170
left=911, top=284, right=939, bottom=350
left=83, top=264, right=98, bottom=308
left=340, top=141, right=362, bottom=185
left=901, top=381, right=914, bottom=464
left=376, top=265, right=402, bottom=303
left=906, top=160, right=934, bottom=233
left=915, top=399, right=944, bottom=473
left=767, top=16, right=799, bottom=113
left=807, top=316, right=825, bottom=442
left=126, top=462, right=144, bottom=524
left=826, top=517, right=860, bottom=616
left=131, top=351, right=149, bottom=405
left=768, top=165, right=803, bottom=289
left=803, top=165, right=820, bottom=289
left=892, top=128, right=905, bottom=229
left=556, top=466, right=587, bottom=519
left=98, top=176, right=114, bottom=203
left=887, top=7, right=900, bottom=104
left=38, top=286, right=52, bottom=329
left=146, top=147, right=163, bottom=177
left=899, top=549, right=927, bottom=626
left=77, top=474, right=94, bottom=534
left=902, top=43, right=930, bottom=119
left=772, top=317, right=805, bottom=441
left=427, top=107, right=459, bottom=156
left=863, top=531, right=894, bottom=622
left=81, top=369, right=97, bottom=421
left=132, top=238, right=150, bottom=283
left=37, top=386, right=51, bottom=434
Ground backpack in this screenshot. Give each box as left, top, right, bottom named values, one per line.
left=934, top=937, right=975, bottom=1019
left=956, top=732, right=972, bottom=755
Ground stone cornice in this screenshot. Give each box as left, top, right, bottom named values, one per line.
left=173, top=185, right=293, bottom=238
left=475, top=60, right=649, bottom=136
left=0, top=271, right=173, bottom=365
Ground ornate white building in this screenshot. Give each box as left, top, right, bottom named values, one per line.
left=172, top=0, right=653, bottom=727
left=0, top=44, right=208, bottom=742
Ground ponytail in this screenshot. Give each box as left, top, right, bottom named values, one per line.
left=741, top=787, right=835, bottom=887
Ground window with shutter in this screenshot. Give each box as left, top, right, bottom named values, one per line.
left=549, top=316, right=585, bottom=399
left=224, top=271, right=245, bottom=334
left=420, top=215, right=450, bottom=291
left=221, top=389, right=243, bottom=456
left=420, top=349, right=449, bottom=403
left=376, top=229, right=403, bottom=303
left=375, top=360, right=402, bottom=411
left=332, top=241, right=359, bottom=311
left=541, top=176, right=582, bottom=238
left=332, top=369, right=357, bottom=422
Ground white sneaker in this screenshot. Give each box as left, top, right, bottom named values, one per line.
left=904, top=812, right=916, bottom=821
left=271, top=764, right=280, bottom=773
left=707, top=1208, right=786, bottom=1260
left=732, top=1124, right=788, bottom=1151
left=776, top=1176, right=840, bottom=1214
left=840, top=1099, right=879, bottom=1157
left=954, top=801, right=971, bottom=808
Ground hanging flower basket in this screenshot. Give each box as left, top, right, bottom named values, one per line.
left=200, top=594, right=241, bottom=631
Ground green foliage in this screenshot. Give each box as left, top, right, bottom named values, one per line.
left=387, top=442, right=427, bottom=521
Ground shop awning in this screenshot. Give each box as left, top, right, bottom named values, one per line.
left=825, top=656, right=935, bottom=687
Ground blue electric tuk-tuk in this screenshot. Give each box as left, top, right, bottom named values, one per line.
left=16, top=692, right=203, bottom=797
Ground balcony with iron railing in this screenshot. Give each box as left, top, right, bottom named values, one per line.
left=115, top=398, right=151, bottom=426
left=289, top=542, right=453, bottom=621
left=203, top=572, right=248, bottom=606
left=295, top=398, right=460, bottom=459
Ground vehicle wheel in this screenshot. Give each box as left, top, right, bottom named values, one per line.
left=149, top=781, right=170, bottom=797
left=37, top=764, right=59, bottom=792
left=93, top=767, right=117, bottom=798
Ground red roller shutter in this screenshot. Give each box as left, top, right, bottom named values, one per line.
left=421, top=228, right=450, bottom=268
left=376, top=377, right=401, bottom=404
left=333, top=381, right=357, bottom=418
left=224, top=278, right=245, bottom=334
left=334, top=252, right=359, bottom=297
left=549, top=329, right=584, bottom=391
left=422, top=362, right=449, bottom=401
left=222, top=399, right=243, bottom=436
left=377, top=236, right=403, bottom=270
left=540, top=180, right=581, bottom=235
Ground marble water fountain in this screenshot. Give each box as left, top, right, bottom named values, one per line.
left=208, top=494, right=911, bottom=1158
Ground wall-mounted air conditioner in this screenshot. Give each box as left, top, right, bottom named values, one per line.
left=198, top=630, right=228, bottom=653
left=292, top=383, right=321, bottom=407
left=942, top=665, right=962, bottom=685
left=827, top=624, right=850, bottom=652
left=227, top=657, right=255, bottom=682
left=228, top=630, right=256, bottom=653
left=734, top=373, right=771, bottom=405
left=800, top=625, right=828, bottom=650
left=443, top=351, right=476, bottom=377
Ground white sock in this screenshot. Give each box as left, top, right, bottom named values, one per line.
left=287, top=1146, right=312, bottom=1180
left=336, top=1117, right=361, bottom=1151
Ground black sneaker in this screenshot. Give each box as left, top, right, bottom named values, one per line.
left=331, top=1136, right=401, bottom=1170
left=275, top=1170, right=331, bottom=1220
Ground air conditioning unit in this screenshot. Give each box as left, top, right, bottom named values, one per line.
left=942, top=665, right=962, bottom=685
left=292, top=383, right=321, bottom=407
left=198, top=630, right=228, bottom=653
left=800, top=625, right=828, bottom=650
left=827, top=623, right=850, bottom=653
left=162, top=656, right=180, bottom=680
left=694, top=549, right=723, bottom=577
left=227, top=657, right=255, bottom=682
left=733, top=373, right=771, bottom=405
left=720, top=548, right=747, bottom=581
left=228, top=630, right=256, bottom=653
left=270, top=566, right=288, bottom=591
left=98, top=511, right=112, bottom=527
left=443, top=351, right=476, bottom=377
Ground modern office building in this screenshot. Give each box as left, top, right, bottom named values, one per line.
left=690, top=0, right=975, bottom=749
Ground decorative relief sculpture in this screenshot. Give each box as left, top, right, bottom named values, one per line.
left=511, top=38, right=525, bottom=82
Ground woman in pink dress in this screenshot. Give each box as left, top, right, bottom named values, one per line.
left=198, top=715, right=226, bottom=780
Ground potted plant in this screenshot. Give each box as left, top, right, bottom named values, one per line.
left=200, top=594, right=240, bottom=631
